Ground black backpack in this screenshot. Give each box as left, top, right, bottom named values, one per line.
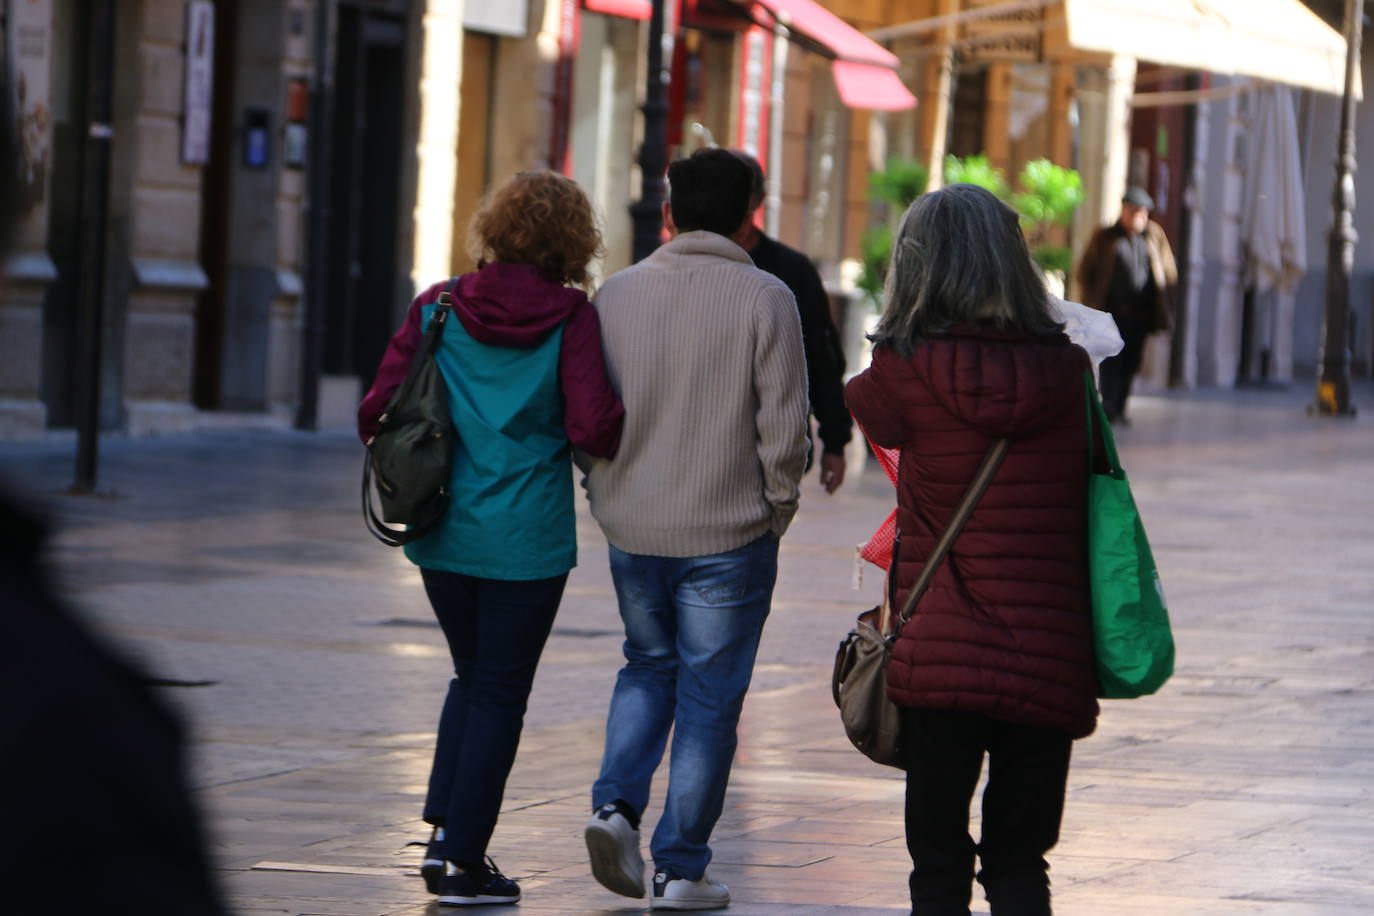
left=362, top=287, right=457, bottom=547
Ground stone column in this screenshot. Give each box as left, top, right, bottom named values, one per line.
left=983, top=61, right=1013, bottom=172
left=406, top=0, right=465, bottom=298
left=1070, top=54, right=1136, bottom=297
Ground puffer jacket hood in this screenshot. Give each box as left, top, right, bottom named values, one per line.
left=453, top=262, right=588, bottom=348
left=914, top=324, right=1082, bottom=441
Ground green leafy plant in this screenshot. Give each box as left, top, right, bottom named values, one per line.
left=943, top=154, right=1010, bottom=200
left=857, top=226, right=894, bottom=306
left=1010, top=159, right=1084, bottom=277
left=868, top=157, right=929, bottom=210
left=857, top=157, right=928, bottom=306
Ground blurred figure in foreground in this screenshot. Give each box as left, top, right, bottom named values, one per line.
left=846, top=184, right=1100, bottom=916
left=358, top=171, right=623, bottom=907
left=0, top=73, right=228, bottom=916
left=731, top=149, right=852, bottom=492
left=1076, top=186, right=1177, bottom=424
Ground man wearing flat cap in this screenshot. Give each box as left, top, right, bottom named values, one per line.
left=1076, top=187, right=1178, bottom=424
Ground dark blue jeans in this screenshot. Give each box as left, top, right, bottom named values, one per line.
left=420, top=568, right=567, bottom=865
left=592, top=533, right=779, bottom=880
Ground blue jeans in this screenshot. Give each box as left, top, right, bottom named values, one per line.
left=592, top=533, right=779, bottom=880
left=420, top=568, right=567, bottom=864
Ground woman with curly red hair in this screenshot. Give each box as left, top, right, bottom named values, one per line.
left=358, top=171, right=624, bottom=907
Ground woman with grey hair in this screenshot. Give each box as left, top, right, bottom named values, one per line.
left=846, top=184, right=1100, bottom=916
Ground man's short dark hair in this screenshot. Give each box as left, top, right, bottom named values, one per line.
left=667, top=149, right=753, bottom=237
left=729, top=149, right=766, bottom=211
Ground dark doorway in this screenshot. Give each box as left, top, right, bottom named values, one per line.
left=323, top=6, right=406, bottom=389
left=193, top=0, right=239, bottom=408
left=948, top=66, right=988, bottom=160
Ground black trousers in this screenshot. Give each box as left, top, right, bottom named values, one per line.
left=1098, top=313, right=1148, bottom=421
left=420, top=568, right=567, bottom=864
left=900, top=707, right=1072, bottom=916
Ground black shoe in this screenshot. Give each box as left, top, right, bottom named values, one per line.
left=404, top=825, right=446, bottom=894
left=437, top=857, right=521, bottom=907
left=420, top=826, right=445, bottom=894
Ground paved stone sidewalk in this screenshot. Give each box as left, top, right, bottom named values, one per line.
left=3, top=384, right=1372, bottom=915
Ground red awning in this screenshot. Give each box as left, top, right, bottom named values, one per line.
left=584, top=0, right=651, bottom=19
left=750, top=0, right=916, bottom=111
left=831, top=59, right=916, bottom=112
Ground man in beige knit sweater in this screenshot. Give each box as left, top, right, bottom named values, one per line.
left=581, top=149, right=809, bottom=911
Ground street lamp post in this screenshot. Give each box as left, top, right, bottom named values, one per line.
left=70, top=0, right=116, bottom=493
left=630, top=0, right=668, bottom=263
left=1315, top=0, right=1365, bottom=416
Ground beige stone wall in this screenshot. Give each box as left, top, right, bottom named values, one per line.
left=488, top=0, right=561, bottom=184
left=0, top=0, right=58, bottom=434
left=118, top=0, right=205, bottom=416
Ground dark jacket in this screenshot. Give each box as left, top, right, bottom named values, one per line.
left=1076, top=220, right=1178, bottom=334
left=844, top=326, right=1100, bottom=738
left=0, top=489, right=229, bottom=915
left=747, top=233, right=852, bottom=456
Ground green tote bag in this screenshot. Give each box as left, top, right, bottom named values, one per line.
left=1085, top=372, right=1175, bottom=698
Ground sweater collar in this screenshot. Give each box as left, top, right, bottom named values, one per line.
left=648, top=230, right=752, bottom=266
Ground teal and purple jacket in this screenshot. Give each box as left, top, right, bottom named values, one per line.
left=359, top=263, right=623, bottom=579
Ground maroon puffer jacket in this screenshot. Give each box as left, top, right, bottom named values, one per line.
left=845, top=325, right=1100, bottom=738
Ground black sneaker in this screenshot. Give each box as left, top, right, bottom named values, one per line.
left=412, top=825, right=444, bottom=894
left=437, top=857, right=521, bottom=907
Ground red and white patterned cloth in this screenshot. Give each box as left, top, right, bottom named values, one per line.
left=858, top=426, right=901, bottom=571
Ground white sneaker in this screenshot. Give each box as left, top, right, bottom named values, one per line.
left=650, top=871, right=730, bottom=910
left=585, top=802, right=645, bottom=898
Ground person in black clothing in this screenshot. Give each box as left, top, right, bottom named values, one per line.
left=1075, top=187, right=1178, bottom=425
left=732, top=150, right=853, bottom=493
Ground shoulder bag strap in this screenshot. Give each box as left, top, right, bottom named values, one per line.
left=892, top=438, right=1010, bottom=634
left=423, top=279, right=457, bottom=352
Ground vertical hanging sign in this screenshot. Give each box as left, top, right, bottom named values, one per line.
left=182, top=0, right=215, bottom=164
left=9, top=0, right=53, bottom=207
left=735, top=25, right=770, bottom=163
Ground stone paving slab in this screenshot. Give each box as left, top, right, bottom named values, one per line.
left=3, top=383, right=1373, bottom=914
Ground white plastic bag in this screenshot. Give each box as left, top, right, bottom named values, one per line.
left=1051, top=296, right=1123, bottom=371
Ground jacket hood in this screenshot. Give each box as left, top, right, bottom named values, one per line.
left=451, top=262, right=587, bottom=348
left=912, top=324, right=1086, bottom=439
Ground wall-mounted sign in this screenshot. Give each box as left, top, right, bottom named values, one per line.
left=961, top=0, right=1042, bottom=64
left=182, top=0, right=215, bottom=164
left=283, top=78, right=308, bottom=169
left=9, top=0, right=54, bottom=206
left=464, top=0, right=529, bottom=37
left=243, top=107, right=271, bottom=169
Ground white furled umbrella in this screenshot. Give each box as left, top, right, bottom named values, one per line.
left=1240, top=84, right=1307, bottom=382
left=1242, top=84, right=1308, bottom=294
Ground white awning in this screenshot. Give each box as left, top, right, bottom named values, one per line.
left=870, top=0, right=1357, bottom=98
left=1064, top=0, right=1357, bottom=97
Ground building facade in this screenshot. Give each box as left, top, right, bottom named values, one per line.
left=1, top=0, right=916, bottom=438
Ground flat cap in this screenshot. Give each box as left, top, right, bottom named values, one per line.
left=1122, top=186, right=1155, bottom=209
